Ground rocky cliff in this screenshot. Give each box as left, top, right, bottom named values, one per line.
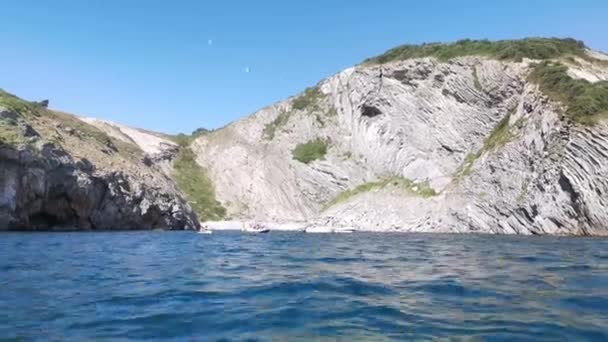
left=0, top=91, right=199, bottom=231
left=3, top=38, right=607, bottom=235
left=192, top=38, right=608, bottom=235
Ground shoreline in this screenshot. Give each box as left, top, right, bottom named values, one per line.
left=201, top=220, right=307, bottom=232
left=0, top=221, right=603, bottom=237
left=199, top=221, right=606, bottom=237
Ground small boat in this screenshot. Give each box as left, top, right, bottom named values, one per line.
left=333, top=228, right=356, bottom=234
left=304, top=226, right=334, bottom=234
left=304, top=226, right=356, bottom=234
left=244, top=223, right=270, bottom=234
left=197, top=225, right=213, bottom=234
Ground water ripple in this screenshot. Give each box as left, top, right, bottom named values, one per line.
left=1, top=231, right=607, bottom=341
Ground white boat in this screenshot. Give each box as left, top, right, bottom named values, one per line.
left=197, top=225, right=213, bottom=234
left=333, top=228, right=356, bottom=234
left=304, top=226, right=356, bottom=234
left=243, top=223, right=270, bottom=234
left=304, top=226, right=334, bottom=234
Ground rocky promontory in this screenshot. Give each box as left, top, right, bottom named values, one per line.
left=0, top=92, right=199, bottom=231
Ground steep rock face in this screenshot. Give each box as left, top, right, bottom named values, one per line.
left=193, top=53, right=608, bottom=235
left=0, top=101, right=199, bottom=231
left=193, top=57, right=526, bottom=221
left=316, top=84, right=608, bottom=236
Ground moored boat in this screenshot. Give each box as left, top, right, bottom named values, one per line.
left=304, top=226, right=334, bottom=234
left=243, top=223, right=270, bottom=234
left=304, top=226, right=356, bottom=234
left=197, top=225, right=213, bottom=234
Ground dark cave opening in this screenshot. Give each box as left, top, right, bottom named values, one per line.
left=29, top=212, right=62, bottom=229
left=361, top=104, right=382, bottom=118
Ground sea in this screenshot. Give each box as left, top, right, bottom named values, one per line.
left=1, top=231, right=607, bottom=341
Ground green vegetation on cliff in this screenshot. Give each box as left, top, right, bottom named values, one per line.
left=50, top=111, right=117, bottom=149
left=323, top=177, right=437, bottom=210
left=0, top=89, right=36, bottom=114
left=365, top=38, right=587, bottom=64
left=0, top=90, right=137, bottom=158
left=366, top=38, right=608, bottom=125
left=263, top=111, right=291, bottom=140
left=529, top=61, right=608, bottom=124
left=0, top=92, right=21, bottom=145
left=172, top=140, right=226, bottom=221
left=292, top=138, right=328, bottom=164
left=263, top=86, right=329, bottom=140
left=168, top=127, right=209, bottom=146
left=483, top=113, right=514, bottom=151
left=472, top=66, right=483, bottom=91
left=454, top=110, right=515, bottom=180
left=0, top=121, right=20, bottom=146
left=292, top=86, right=324, bottom=111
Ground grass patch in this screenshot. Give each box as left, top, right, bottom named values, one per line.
left=472, top=66, right=483, bottom=91
left=292, top=86, right=324, bottom=111
left=483, top=113, right=513, bottom=151
left=0, top=89, right=34, bottom=114
left=0, top=121, right=21, bottom=146
left=292, top=138, right=328, bottom=164
left=454, top=111, right=515, bottom=181
left=2, top=89, right=143, bottom=160
left=364, top=37, right=588, bottom=64
left=263, top=88, right=334, bottom=140
left=529, top=61, right=608, bottom=125
left=172, top=146, right=226, bottom=221
left=49, top=111, right=116, bottom=148
left=1, top=89, right=113, bottom=148
left=263, top=111, right=291, bottom=140
left=460, top=152, right=481, bottom=177
left=323, top=176, right=437, bottom=210
left=327, top=106, right=338, bottom=117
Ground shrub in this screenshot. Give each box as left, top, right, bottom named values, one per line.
left=292, top=138, right=328, bottom=164
left=0, top=121, right=20, bottom=146
left=292, top=86, right=323, bottom=111
left=453, top=109, right=515, bottom=181
left=530, top=61, right=608, bottom=124
left=364, top=38, right=587, bottom=64
left=169, top=127, right=209, bottom=147
left=263, top=111, right=291, bottom=140
left=262, top=86, right=332, bottom=141
left=172, top=146, right=226, bottom=221
left=483, top=113, right=513, bottom=151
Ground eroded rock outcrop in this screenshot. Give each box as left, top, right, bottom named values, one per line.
left=0, top=99, right=199, bottom=231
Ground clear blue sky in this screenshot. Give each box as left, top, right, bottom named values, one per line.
left=1, top=0, right=607, bottom=134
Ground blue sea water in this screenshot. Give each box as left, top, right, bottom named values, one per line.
left=0, top=231, right=607, bottom=341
